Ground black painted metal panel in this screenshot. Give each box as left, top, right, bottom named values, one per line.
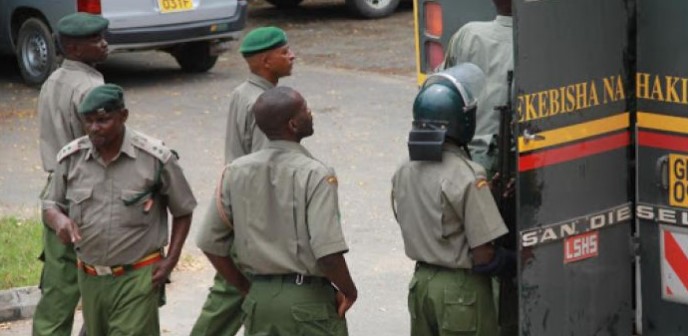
left=637, top=1, right=688, bottom=334
left=514, top=0, right=634, bottom=334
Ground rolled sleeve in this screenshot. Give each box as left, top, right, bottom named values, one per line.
left=196, top=166, right=235, bottom=257
left=196, top=201, right=234, bottom=257
left=463, top=181, right=508, bottom=248
left=161, top=156, right=197, bottom=217
left=307, top=170, right=349, bottom=259
left=42, top=162, right=68, bottom=212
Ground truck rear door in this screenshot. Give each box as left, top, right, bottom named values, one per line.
left=636, top=1, right=688, bottom=334
left=514, top=0, right=634, bottom=334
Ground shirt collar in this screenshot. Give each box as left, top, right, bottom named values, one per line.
left=267, top=140, right=313, bottom=158
left=495, top=15, right=513, bottom=27
left=61, top=59, right=100, bottom=75
left=247, top=73, right=275, bottom=90
left=85, top=127, right=137, bottom=161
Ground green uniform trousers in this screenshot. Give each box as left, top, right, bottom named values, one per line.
left=190, top=273, right=244, bottom=336
left=408, top=263, right=499, bottom=336
left=242, top=275, right=348, bottom=336
left=78, top=264, right=160, bottom=336
left=32, top=226, right=81, bottom=336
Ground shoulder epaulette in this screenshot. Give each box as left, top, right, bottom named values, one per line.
left=56, top=136, right=90, bottom=163
left=130, top=130, right=173, bottom=163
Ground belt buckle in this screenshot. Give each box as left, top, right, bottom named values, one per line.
left=94, top=265, right=113, bottom=276
left=295, top=274, right=304, bottom=285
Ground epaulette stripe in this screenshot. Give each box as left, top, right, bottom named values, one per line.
left=57, top=137, right=88, bottom=162
left=130, top=130, right=172, bottom=163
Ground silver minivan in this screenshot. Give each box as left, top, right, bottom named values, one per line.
left=0, top=0, right=247, bottom=85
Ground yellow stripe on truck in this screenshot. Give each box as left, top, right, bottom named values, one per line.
left=518, top=112, right=629, bottom=153
left=638, top=112, right=688, bottom=135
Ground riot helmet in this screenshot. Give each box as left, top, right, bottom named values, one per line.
left=409, top=63, right=485, bottom=161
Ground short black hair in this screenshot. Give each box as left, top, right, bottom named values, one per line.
left=253, top=87, right=303, bottom=139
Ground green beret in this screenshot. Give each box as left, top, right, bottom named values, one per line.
left=78, top=84, right=125, bottom=114
left=57, top=13, right=109, bottom=38
left=239, top=26, right=288, bottom=56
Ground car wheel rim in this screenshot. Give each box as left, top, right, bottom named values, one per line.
left=21, top=31, right=49, bottom=77
left=363, top=0, right=392, bottom=9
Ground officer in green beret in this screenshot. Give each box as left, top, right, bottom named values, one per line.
left=190, top=26, right=295, bottom=336
left=33, top=12, right=109, bottom=336
left=197, top=86, right=357, bottom=336
left=42, top=84, right=197, bottom=336
left=392, top=64, right=515, bottom=336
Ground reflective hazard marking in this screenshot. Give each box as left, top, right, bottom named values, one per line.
left=661, top=225, right=688, bottom=305
left=564, top=231, right=599, bottom=263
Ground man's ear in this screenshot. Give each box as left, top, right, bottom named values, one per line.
left=261, top=53, right=271, bottom=69
left=288, top=119, right=298, bottom=133
left=120, top=108, right=129, bottom=123
left=62, top=40, right=78, bottom=57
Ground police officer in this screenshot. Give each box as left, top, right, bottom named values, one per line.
left=440, top=0, right=513, bottom=175
left=223, top=26, right=295, bottom=163
left=42, top=84, right=197, bottom=335
left=191, top=26, right=296, bottom=336
left=392, top=64, right=515, bottom=336
left=197, top=87, right=357, bottom=336
left=33, top=12, right=108, bottom=336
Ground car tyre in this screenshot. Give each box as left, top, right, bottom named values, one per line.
left=174, top=41, right=218, bottom=73
left=16, top=18, right=57, bottom=86
left=265, top=0, right=304, bottom=9
left=345, top=0, right=400, bottom=18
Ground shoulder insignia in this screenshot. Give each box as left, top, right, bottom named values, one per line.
left=475, top=178, right=489, bottom=189
left=130, top=129, right=173, bottom=163
left=56, top=136, right=90, bottom=163
left=326, top=175, right=338, bottom=186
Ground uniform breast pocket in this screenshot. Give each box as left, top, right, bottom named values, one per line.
left=119, top=189, right=153, bottom=227
left=66, top=188, right=92, bottom=225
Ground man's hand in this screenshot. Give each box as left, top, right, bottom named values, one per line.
left=490, top=173, right=516, bottom=199
left=151, top=256, right=178, bottom=287
left=44, top=208, right=81, bottom=244
left=54, top=216, right=81, bottom=244
left=335, top=290, right=356, bottom=318
left=317, top=253, right=358, bottom=317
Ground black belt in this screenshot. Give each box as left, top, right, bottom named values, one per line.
left=250, top=273, right=329, bottom=285
left=416, top=261, right=468, bottom=273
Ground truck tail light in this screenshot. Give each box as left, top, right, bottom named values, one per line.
left=424, top=2, right=442, bottom=37
left=78, top=0, right=102, bottom=14
left=425, top=41, right=444, bottom=71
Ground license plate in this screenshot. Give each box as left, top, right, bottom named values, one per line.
left=159, top=0, right=194, bottom=13
left=670, top=153, right=688, bottom=208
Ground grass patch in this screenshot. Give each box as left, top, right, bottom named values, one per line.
left=0, top=216, right=42, bottom=290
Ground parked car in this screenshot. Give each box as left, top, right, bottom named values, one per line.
left=0, top=0, right=247, bottom=85
left=265, top=0, right=400, bottom=19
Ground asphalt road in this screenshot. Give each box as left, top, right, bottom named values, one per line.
left=0, top=1, right=419, bottom=334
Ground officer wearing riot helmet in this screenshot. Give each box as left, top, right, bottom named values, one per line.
left=392, top=63, right=515, bottom=336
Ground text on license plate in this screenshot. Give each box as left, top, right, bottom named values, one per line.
left=159, top=0, right=194, bottom=13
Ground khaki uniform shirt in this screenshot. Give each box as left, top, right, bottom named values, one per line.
left=224, top=74, right=274, bottom=163
left=442, top=16, right=513, bottom=167
left=197, top=141, right=349, bottom=276
left=43, top=128, right=197, bottom=266
left=38, top=60, right=104, bottom=172
left=392, top=143, right=508, bottom=269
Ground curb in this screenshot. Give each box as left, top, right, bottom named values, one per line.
left=0, top=286, right=40, bottom=323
